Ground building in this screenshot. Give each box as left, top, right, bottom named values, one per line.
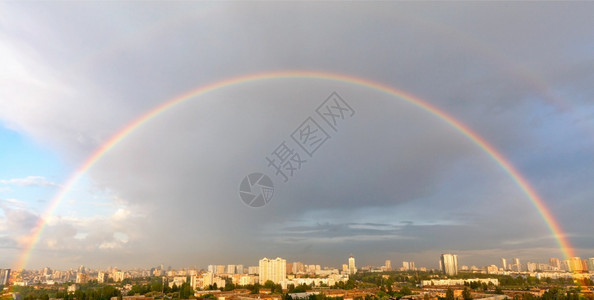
left=421, top=278, right=499, bottom=287
left=401, top=261, right=417, bottom=271
left=587, top=258, right=594, bottom=271
left=501, top=258, right=507, bottom=270
left=76, top=273, right=89, bottom=284
left=526, top=262, right=537, bottom=272
left=0, top=269, right=10, bottom=285
left=98, top=272, right=106, bottom=283
left=216, top=265, right=226, bottom=275
left=384, top=260, right=391, bottom=271
left=293, top=262, right=304, bottom=274
left=113, top=271, right=126, bottom=282
left=348, top=255, right=357, bottom=275
left=569, top=257, right=584, bottom=272
left=259, top=257, right=286, bottom=284
left=227, top=265, right=236, bottom=274
left=440, top=254, right=458, bottom=276
left=549, top=258, right=561, bottom=270
left=487, top=265, right=499, bottom=274
left=513, top=258, right=521, bottom=272
left=561, top=260, right=570, bottom=271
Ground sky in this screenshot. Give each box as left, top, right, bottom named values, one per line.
left=1, top=2, right=594, bottom=271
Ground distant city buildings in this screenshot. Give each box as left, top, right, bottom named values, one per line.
left=401, top=261, right=415, bottom=271
left=549, top=257, right=561, bottom=270
left=513, top=258, right=521, bottom=272
left=75, top=273, right=89, bottom=284
left=248, top=266, right=259, bottom=275
left=486, top=265, right=499, bottom=274
left=570, top=257, right=584, bottom=272
left=588, top=258, right=594, bottom=271
left=5, top=252, right=594, bottom=292
left=421, top=278, right=499, bottom=287
left=440, top=254, right=458, bottom=276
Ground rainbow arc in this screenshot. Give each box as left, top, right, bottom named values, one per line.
left=13, top=71, right=574, bottom=270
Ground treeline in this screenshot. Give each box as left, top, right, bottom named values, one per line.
left=15, top=285, right=121, bottom=300
left=510, top=289, right=591, bottom=300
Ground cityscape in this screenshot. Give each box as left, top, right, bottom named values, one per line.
left=2, top=253, right=594, bottom=300
left=2, top=2, right=594, bottom=300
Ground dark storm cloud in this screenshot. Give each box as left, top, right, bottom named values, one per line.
left=1, top=1, right=593, bottom=268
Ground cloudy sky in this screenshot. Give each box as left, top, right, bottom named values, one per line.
left=1, top=2, right=594, bottom=271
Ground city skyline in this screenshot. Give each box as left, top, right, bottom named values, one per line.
left=3, top=253, right=593, bottom=274
left=4, top=254, right=594, bottom=290
left=2, top=2, right=594, bottom=270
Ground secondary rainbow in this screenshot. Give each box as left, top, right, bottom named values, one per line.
left=13, top=70, right=575, bottom=270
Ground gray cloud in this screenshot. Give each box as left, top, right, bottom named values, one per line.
left=1, top=2, right=593, bottom=269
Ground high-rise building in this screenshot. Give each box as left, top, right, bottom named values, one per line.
left=97, top=272, right=106, bottom=284
left=348, top=254, right=357, bottom=275
left=501, top=258, right=507, bottom=270
left=526, top=262, right=537, bottom=272
left=216, top=265, right=226, bottom=275
left=236, top=265, right=244, bottom=274
left=342, top=264, right=348, bottom=273
left=587, top=258, right=594, bottom=271
left=562, top=260, right=570, bottom=271
left=259, top=257, right=286, bottom=284
left=513, top=258, right=521, bottom=272
left=570, top=257, right=583, bottom=272
left=440, top=254, right=458, bottom=276
left=227, top=265, right=236, bottom=274
left=0, top=269, right=10, bottom=285
left=549, top=258, right=561, bottom=270
left=293, top=262, right=304, bottom=274
left=76, top=273, right=89, bottom=284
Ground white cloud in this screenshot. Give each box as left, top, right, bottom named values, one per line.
left=0, top=176, right=58, bottom=187
left=111, top=208, right=130, bottom=222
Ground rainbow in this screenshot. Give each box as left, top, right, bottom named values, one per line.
left=13, top=70, right=575, bottom=270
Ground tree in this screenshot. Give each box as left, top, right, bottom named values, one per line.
left=494, top=286, right=503, bottom=295
left=179, top=282, right=193, bottom=299
left=462, top=287, right=472, bottom=300
left=400, top=287, right=412, bottom=296
left=264, top=280, right=276, bottom=289
left=445, top=288, right=454, bottom=300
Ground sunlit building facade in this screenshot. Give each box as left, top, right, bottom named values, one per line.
left=440, top=254, right=458, bottom=276
left=348, top=254, right=357, bottom=275
left=259, top=257, right=286, bottom=284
